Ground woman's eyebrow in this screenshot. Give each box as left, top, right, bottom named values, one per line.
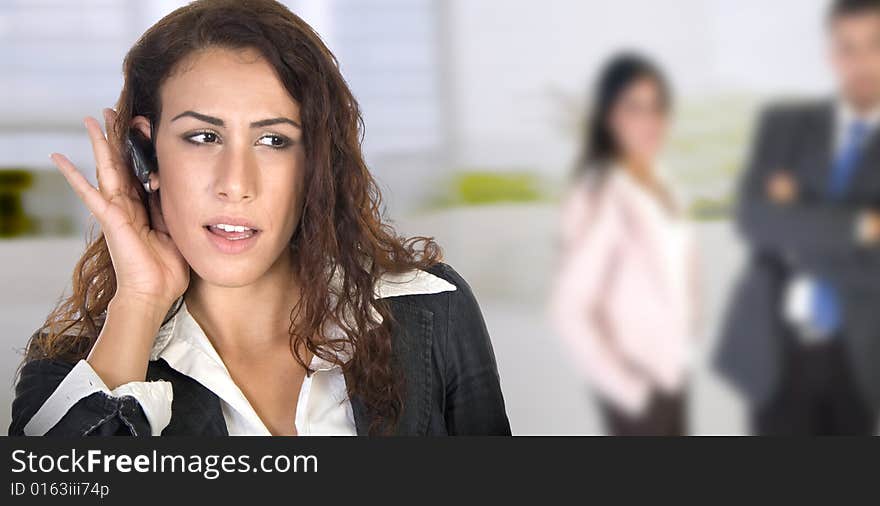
left=250, top=117, right=301, bottom=129
left=170, top=110, right=301, bottom=129
left=171, top=110, right=224, bottom=126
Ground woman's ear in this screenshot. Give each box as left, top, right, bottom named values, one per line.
left=130, top=115, right=152, bottom=141
left=147, top=172, right=160, bottom=192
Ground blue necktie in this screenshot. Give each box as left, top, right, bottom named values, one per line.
left=811, top=120, right=869, bottom=338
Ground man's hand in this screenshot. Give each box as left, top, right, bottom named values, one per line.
left=858, top=209, right=880, bottom=245
left=766, top=170, right=798, bottom=204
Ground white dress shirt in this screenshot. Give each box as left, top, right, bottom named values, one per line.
left=783, top=100, right=880, bottom=339
left=23, top=267, right=457, bottom=436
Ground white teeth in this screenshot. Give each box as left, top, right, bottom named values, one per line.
left=212, top=223, right=253, bottom=232
left=208, top=223, right=257, bottom=241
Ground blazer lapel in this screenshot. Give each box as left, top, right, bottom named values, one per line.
left=801, top=99, right=880, bottom=200
left=350, top=300, right=434, bottom=435
left=849, top=125, right=880, bottom=200
left=349, top=394, right=371, bottom=436
left=147, top=358, right=229, bottom=435
left=798, top=101, right=835, bottom=198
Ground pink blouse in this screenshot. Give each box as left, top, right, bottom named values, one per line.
left=549, top=168, right=700, bottom=416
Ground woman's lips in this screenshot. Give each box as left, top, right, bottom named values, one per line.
left=204, top=225, right=260, bottom=254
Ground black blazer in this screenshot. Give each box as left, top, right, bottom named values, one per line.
left=8, top=262, right=512, bottom=436
left=715, top=99, right=880, bottom=410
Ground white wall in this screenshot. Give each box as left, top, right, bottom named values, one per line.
left=446, top=0, right=831, bottom=174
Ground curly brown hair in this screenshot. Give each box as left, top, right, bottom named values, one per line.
left=23, top=0, right=442, bottom=435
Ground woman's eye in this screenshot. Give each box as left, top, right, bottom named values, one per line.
left=186, top=131, right=220, bottom=145
left=256, top=134, right=290, bottom=148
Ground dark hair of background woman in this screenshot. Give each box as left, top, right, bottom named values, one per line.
left=575, top=52, right=672, bottom=180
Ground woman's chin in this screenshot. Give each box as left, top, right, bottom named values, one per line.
left=189, top=262, right=266, bottom=289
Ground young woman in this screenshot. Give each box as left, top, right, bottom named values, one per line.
left=9, top=0, right=510, bottom=436
left=549, top=54, right=700, bottom=436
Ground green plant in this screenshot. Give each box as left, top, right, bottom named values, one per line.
left=427, top=170, right=548, bottom=209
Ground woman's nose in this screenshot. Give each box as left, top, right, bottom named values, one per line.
left=214, top=144, right=257, bottom=202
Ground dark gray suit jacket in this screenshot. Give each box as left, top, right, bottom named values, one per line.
left=8, top=262, right=512, bottom=436
left=715, top=99, right=880, bottom=410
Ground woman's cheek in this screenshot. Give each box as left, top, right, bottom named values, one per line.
left=157, top=175, right=200, bottom=249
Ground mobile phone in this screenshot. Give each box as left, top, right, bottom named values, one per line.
left=126, top=126, right=157, bottom=193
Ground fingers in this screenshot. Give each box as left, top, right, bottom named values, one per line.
left=50, top=152, right=109, bottom=220
left=84, top=114, right=124, bottom=200
left=103, top=108, right=147, bottom=201
left=102, top=108, right=114, bottom=132
left=102, top=108, right=124, bottom=165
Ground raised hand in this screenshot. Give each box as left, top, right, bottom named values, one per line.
left=50, top=108, right=190, bottom=311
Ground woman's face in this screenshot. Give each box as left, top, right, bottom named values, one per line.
left=133, top=47, right=306, bottom=287
left=608, top=76, right=669, bottom=167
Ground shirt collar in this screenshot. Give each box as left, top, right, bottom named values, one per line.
left=146, top=266, right=455, bottom=426
left=836, top=99, right=880, bottom=131
left=608, top=162, right=683, bottom=211
left=149, top=266, right=457, bottom=369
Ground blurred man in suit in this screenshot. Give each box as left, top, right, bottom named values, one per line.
left=717, top=0, right=880, bottom=435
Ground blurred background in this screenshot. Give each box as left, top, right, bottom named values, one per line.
left=0, top=0, right=835, bottom=434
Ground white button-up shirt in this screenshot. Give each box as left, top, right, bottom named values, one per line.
left=23, top=268, right=456, bottom=436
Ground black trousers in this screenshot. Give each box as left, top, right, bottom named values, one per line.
left=753, top=333, right=876, bottom=435
left=598, top=389, right=687, bottom=436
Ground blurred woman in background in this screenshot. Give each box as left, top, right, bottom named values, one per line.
left=549, top=53, right=700, bottom=436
